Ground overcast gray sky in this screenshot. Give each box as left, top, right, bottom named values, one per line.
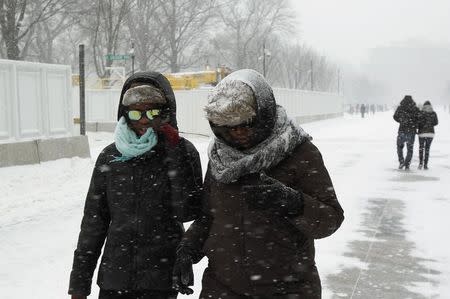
left=291, top=0, right=450, bottom=66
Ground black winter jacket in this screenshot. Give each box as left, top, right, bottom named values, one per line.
left=393, top=97, right=419, bottom=134
left=180, top=70, right=343, bottom=297
left=69, top=72, right=202, bottom=296
left=418, top=110, right=438, bottom=134
left=182, top=141, right=344, bottom=297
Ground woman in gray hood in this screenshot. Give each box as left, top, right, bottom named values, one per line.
left=417, top=101, right=438, bottom=169
left=172, top=69, right=344, bottom=298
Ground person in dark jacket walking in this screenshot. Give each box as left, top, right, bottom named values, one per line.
left=68, top=72, right=203, bottom=299
left=393, top=95, right=419, bottom=170
left=360, top=104, right=366, bottom=118
left=172, top=69, right=344, bottom=298
left=417, top=101, right=438, bottom=169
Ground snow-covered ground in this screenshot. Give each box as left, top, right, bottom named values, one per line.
left=0, top=109, right=449, bottom=298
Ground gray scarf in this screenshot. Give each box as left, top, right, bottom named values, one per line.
left=208, top=106, right=309, bottom=183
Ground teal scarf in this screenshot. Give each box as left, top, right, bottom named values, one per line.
left=113, top=116, right=158, bottom=162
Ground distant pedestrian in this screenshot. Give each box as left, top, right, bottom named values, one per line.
left=349, top=105, right=355, bottom=115
left=360, top=104, right=366, bottom=118
left=393, top=95, right=419, bottom=170
left=417, top=101, right=438, bottom=170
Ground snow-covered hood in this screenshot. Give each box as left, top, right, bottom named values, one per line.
left=117, top=71, right=178, bottom=129
left=206, top=69, right=277, bottom=141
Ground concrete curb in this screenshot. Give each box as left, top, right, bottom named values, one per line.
left=0, top=135, right=90, bottom=167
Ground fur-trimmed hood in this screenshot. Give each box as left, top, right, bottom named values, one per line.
left=122, top=85, right=166, bottom=106
left=117, top=71, right=178, bottom=129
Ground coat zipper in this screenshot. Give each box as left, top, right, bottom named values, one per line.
left=133, top=165, right=143, bottom=288
left=240, top=193, right=246, bottom=272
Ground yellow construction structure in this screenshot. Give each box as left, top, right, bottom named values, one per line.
left=164, top=67, right=231, bottom=90
left=72, top=67, right=231, bottom=90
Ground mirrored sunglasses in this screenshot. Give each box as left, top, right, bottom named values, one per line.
left=127, top=109, right=161, bottom=121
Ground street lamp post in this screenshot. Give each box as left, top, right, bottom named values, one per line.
left=263, top=42, right=266, bottom=77
left=130, top=42, right=135, bottom=75
left=261, top=41, right=271, bottom=77
left=337, top=68, right=341, bottom=94
left=79, top=44, right=85, bottom=135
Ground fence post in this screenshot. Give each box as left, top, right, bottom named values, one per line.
left=79, top=44, right=86, bottom=135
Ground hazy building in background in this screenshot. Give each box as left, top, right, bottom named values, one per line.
left=363, top=40, right=450, bottom=105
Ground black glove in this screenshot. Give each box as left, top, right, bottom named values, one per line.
left=172, top=247, right=194, bottom=295
left=242, top=172, right=304, bottom=216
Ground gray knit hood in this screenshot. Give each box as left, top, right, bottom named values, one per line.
left=422, top=101, right=434, bottom=113
left=206, top=69, right=309, bottom=183
left=117, top=71, right=178, bottom=129
left=205, top=69, right=276, bottom=139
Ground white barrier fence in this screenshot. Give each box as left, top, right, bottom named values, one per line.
left=0, top=60, right=90, bottom=167
left=74, top=88, right=344, bottom=136
left=0, top=59, right=73, bottom=143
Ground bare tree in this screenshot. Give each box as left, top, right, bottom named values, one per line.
left=264, top=40, right=339, bottom=91
left=213, top=0, right=296, bottom=70
left=126, top=0, right=165, bottom=72
left=26, top=1, right=80, bottom=63
left=0, top=0, right=74, bottom=60
left=153, top=0, right=217, bottom=72
left=52, top=25, right=88, bottom=67
left=87, top=0, right=132, bottom=78
left=0, top=34, right=5, bottom=57
left=314, top=55, right=338, bottom=92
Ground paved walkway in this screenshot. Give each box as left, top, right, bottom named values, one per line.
left=316, top=111, right=450, bottom=299
left=326, top=196, right=440, bottom=299
left=2, top=110, right=449, bottom=299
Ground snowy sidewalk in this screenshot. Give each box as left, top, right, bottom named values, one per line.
left=0, top=110, right=449, bottom=299
left=308, top=111, right=450, bottom=299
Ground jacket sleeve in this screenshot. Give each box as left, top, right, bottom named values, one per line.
left=287, top=141, right=344, bottom=239
left=433, top=112, right=439, bottom=126
left=166, top=138, right=203, bottom=222
left=68, top=153, right=110, bottom=296
left=417, top=111, right=424, bottom=127
left=179, top=139, right=203, bottom=222
left=178, top=169, right=213, bottom=263
left=393, top=107, right=401, bottom=123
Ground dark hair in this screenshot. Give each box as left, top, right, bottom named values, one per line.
left=423, top=100, right=431, bottom=106
left=404, top=95, right=412, bottom=101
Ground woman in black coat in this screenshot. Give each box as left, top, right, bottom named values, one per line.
left=417, top=101, right=438, bottom=169
left=68, top=72, right=202, bottom=299
left=172, top=69, right=344, bottom=299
